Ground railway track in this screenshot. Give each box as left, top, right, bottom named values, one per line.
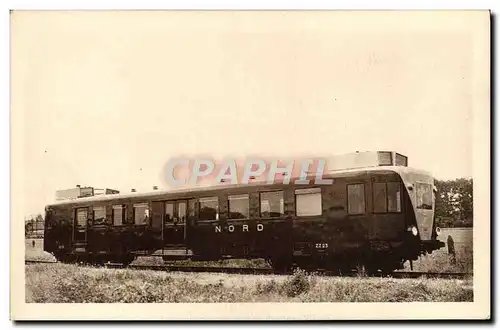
left=25, top=259, right=472, bottom=279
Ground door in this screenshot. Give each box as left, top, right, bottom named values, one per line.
left=151, top=201, right=164, bottom=245
left=163, top=200, right=187, bottom=246
left=74, top=207, right=88, bottom=243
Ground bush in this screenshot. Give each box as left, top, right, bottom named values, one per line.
left=281, top=269, right=311, bottom=297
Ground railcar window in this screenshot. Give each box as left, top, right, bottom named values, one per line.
left=199, top=197, right=219, bottom=221
left=92, top=206, right=106, bottom=225
left=76, top=208, right=88, bottom=228
left=134, top=203, right=150, bottom=225
left=373, top=182, right=401, bottom=213
left=112, top=205, right=125, bottom=225
left=165, top=203, right=174, bottom=223
left=178, top=201, right=187, bottom=224
left=295, top=188, right=322, bottom=216
left=228, top=194, right=249, bottom=219
left=395, top=153, right=408, bottom=166
left=373, top=183, right=387, bottom=213
left=260, top=191, right=284, bottom=217
left=416, top=183, right=433, bottom=210
left=387, top=182, right=402, bottom=212
left=347, top=184, right=366, bottom=215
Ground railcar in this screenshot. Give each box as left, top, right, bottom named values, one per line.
left=43, top=151, right=445, bottom=273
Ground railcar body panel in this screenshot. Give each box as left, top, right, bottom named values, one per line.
left=44, top=164, right=444, bottom=271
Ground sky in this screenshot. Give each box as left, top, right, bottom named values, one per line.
left=11, top=11, right=488, bottom=216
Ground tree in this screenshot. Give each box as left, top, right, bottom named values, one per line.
left=434, top=178, right=473, bottom=227
left=35, top=214, right=44, bottom=231
left=25, top=222, right=33, bottom=236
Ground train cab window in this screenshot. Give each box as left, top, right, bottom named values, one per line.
left=295, top=188, right=322, bottom=216
left=92, top=206, right=106, bottom=225
left=228, top=194, right=249, bottom=219
left=133, top=203, right=150, bottom=225
left=165, top=202, right=174, bottom=223
left=387, top=182, right=402, bottom=212
left=260, top=191, right=284, bottom=218
left=416, top=183, right=433, bottom=210
left=373, top=182, right=401, bottom=213
left=373, top=183, right=387, bottom=213
left=112, top=205, right=125, bottom=225
left=347, top=184, right=365, bottom=215
left=199, top=197, right=219, bottom=221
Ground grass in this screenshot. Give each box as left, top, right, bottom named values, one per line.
left=24, top=238, right=56, bottom=262
left=403, top=244, right=473, bottom=273
left=25, top=264, right=473, bottom=303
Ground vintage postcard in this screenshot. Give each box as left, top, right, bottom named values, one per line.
left=10, top=10, right=490, bottom=320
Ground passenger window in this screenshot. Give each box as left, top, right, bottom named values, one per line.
left=347, top=184, right=365, bottom=215
left=260, top=191, right=284, bottom=217
left=373, top=183, right=387, bottom=213
left=416, top=183, right=433, bottom=210
left=92, top=206, right=106, bottom=225
left=177, top=201, right=187, bottom=224
left=199, top=197, right=219, bottom=221
left=133, top=203, right=149, bottom=225
left=295, top=188, right=322, bottom=216
left=165, top=203, right=174, bottom=223
left=387, top=182, right=402, bottom=212
left=112, top=205, right=125, bottom=225
left=228, top=194, right=249, bottom=219
left=76, top=208, right=88, bottom=228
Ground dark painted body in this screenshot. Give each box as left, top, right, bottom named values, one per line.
left=44, top=166, right=445, bottom=272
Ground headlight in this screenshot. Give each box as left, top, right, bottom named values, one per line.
left=435, top=227, right=441, bottom=236
left=407, top=226, right=418, bottom=236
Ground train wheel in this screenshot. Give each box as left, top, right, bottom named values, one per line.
left=55, top=253, right=74, bottom=264
left=270, top=257, right=293, bottom=274
left=120, top=255, right=135, bottom=266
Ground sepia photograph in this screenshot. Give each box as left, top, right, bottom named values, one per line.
left=10, top=9, right=490, bottom=320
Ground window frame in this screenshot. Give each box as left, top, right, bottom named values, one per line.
left=294, top=187, right=323, bottom=217
left=165, top=202, right=175, bottom=224
left=177, top=201, right=187, bottom=224
left=112, top=205, right=125, bottom=226
left=227, top=193, right=250, bottom=220
left=415, top=182, right=433, bottom=210
left=372, top=182, right=388, bottom=213
left=259, top=190, right=285, bottom=218
left=133, top=203, right=150, bottom=226
left=92, top=205, right=107, bottom=226
left=372, top=181, right=402, bottom=214
left=386, top=181, right=402, bottom=213
left=198, top=196, right=220, bottom=222
left=347, top=183, right=366, bottom=215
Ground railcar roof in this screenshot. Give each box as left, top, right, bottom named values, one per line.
left=46, top=165, right=432, bottom=207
